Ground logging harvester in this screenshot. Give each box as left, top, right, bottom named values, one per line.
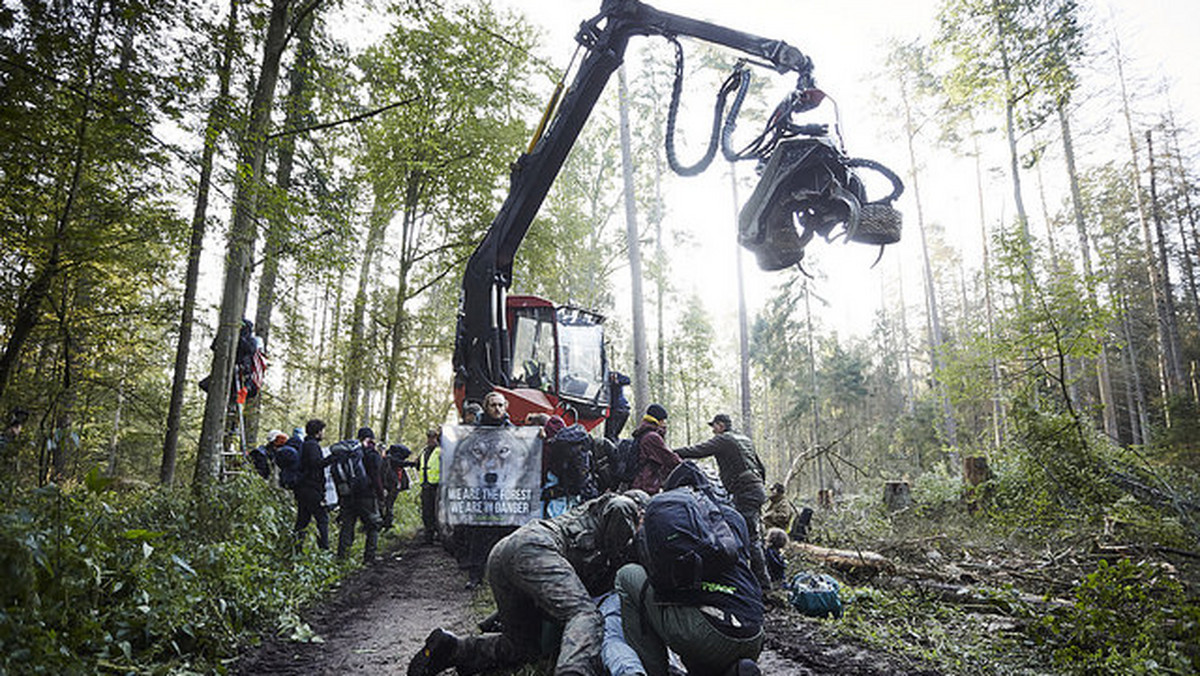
left=451, top=0, right=904, bottom=429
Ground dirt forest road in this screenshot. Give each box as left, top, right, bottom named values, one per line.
left=235, top=536, right=940, bottom=676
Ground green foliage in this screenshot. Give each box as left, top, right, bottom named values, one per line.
left=831, top=584, right=1043, bottom=675
left=0, top=475, right=354, bottom=673
left=1034, top=558, right=1200, bottom=675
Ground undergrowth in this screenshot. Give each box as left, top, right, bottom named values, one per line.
left=791, top=436, right=1200, bottom=676
left=0, top=470, right=419, bottom=674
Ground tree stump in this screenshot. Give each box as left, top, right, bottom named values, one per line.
left=962, top=456, right=993, bottom=486
left=962, top=456, right=993, bottom=513
left=883, top=481, right=911, bottom=512
left=817, top=489, right=835, bottom=509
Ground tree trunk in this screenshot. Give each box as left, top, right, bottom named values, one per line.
left=963, top=456, right=993, bottom=485
left=195, top=0, right=295, bottom=491
left=973, top=130, right=1005, bottom=448
left=382, top=175, right=422, bottom=443
left=994, top=2, right=1032, bottom=268
left=107, top=371, right=125, bottom=477
left=729, top=166, right=753, bottom=436
left=1164, top=118, right=1200, bottom=335
left=618, top=65, right=649, bottom=417
left=896, top=258, right=916, bottom=415
left=249, top=10, right=316, bottom=444
left=343, top=196, right=392, bottom=440
left=1059, top=106, right=1119, bottom=440
left=161, top=0, right=239, bottom=485
left=0, top=0, right=105, bottom=403
left=1146, top=130, right=1186, bottom=400
left=900, top=81, right=957, bottom=450
left=1114, top=36, right=1170, bottom=425
left=804, top=282, right=823, bottom=495
left=883, top=481, right=912, bottom=512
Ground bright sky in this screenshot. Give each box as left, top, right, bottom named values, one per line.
left=485, top=0, right=1200, bottom=347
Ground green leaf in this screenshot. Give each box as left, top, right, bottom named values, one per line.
left=84, top=465, right=114, bottom=494
left=121, top=528, right=164, bottom=541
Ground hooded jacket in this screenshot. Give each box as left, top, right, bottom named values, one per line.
left=630, top=419, right=680, bottom=495
left=538, top=493, right=642, bottom=595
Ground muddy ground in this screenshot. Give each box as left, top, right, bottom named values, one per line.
left=235, top=535, right=940, bottom=675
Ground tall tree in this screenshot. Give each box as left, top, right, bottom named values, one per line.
left=0, top=0, right=187, bottom=482
left=353, top=1, right=538, bottom=440
left=938, top=0, right=1045, bottom=282
left=618, top=63, right=650, bottom=418
left=249, top=8, right=318, bottom=444
left=195, top=0, right=318, bottom=489
left=162, top=0, right=240, bottom=485
left=883, top=40, right=958, bottom=450
left=1113, top=34, right=1174, bottom=423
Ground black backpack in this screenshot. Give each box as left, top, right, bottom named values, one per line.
left=608, top=438, right=641, bottom=488
left=329, top=440, right=369, bottom=497
left=274, top=442, right=301, bottom=489
left=636, top=486, right=741, bottom=591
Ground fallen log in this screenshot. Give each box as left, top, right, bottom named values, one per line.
left=790, top=542, right=896, bottom=578
left=874, top=575, right=1072, bottom=615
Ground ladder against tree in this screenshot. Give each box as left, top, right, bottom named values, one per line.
left=220, top=399, right=247, bottom=481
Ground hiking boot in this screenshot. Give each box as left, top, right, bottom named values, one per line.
left=724, top=658, right=761, bottom=676
left=407, top=628, right=458, bottom=676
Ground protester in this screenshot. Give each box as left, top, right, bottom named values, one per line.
left=294, top=419, right=333, bottom=550
left=248, top=429, right=288, bottom=481
left=479, top=391, right=512, bottom=427
left=381, top=443, right=416, bottom=530
left=616, top=461, right=764, bottom=676
left=407, top=491, right=644, bottom=676
left=416, top=427, right=442, bottom=545
left=630, top=404, right=680, bottom=495
left=605, top=370, right=631, bottom=441
left=762, top=482, right=799, bottom=532
left=459, top=391, right=518, bottom=589
left=542, top=415, right=599, bottom=518
left=336, top=427, right=384, bottom=563
left=764, top=527, right=789, bottom=589
left=462, top=402, right=483, bottom=425
left=674, top=413, right=770, bottom=589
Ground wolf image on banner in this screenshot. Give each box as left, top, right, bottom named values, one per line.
left=439, top=424, right=542, bottom=527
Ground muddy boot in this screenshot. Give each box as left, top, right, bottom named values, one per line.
left=723, top=658, right=761, bottom=676
left=408, top=628, right=458, bottom=676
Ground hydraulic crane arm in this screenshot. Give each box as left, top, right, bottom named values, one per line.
left=453, top=0, right=900, bottom=406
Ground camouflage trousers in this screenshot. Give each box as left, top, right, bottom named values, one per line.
left=454, top=523, right=602, bottom=676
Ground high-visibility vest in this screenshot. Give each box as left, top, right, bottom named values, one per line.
left=420, top=445, right=441, bottom=485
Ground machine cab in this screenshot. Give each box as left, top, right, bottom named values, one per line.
left=504, top=295, right=609, bottom=429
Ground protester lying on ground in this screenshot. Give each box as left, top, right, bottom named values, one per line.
left=407, top=490, right=648, bottom=676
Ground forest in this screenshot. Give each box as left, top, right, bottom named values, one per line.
left=0, top=0, right=1197, bottom=673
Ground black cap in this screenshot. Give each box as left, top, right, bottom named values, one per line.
left=646, top=404, right=668, bottom=422
left=357, top=426, right=375, bottom=441
left=708, top=413, right=732, bottom=428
